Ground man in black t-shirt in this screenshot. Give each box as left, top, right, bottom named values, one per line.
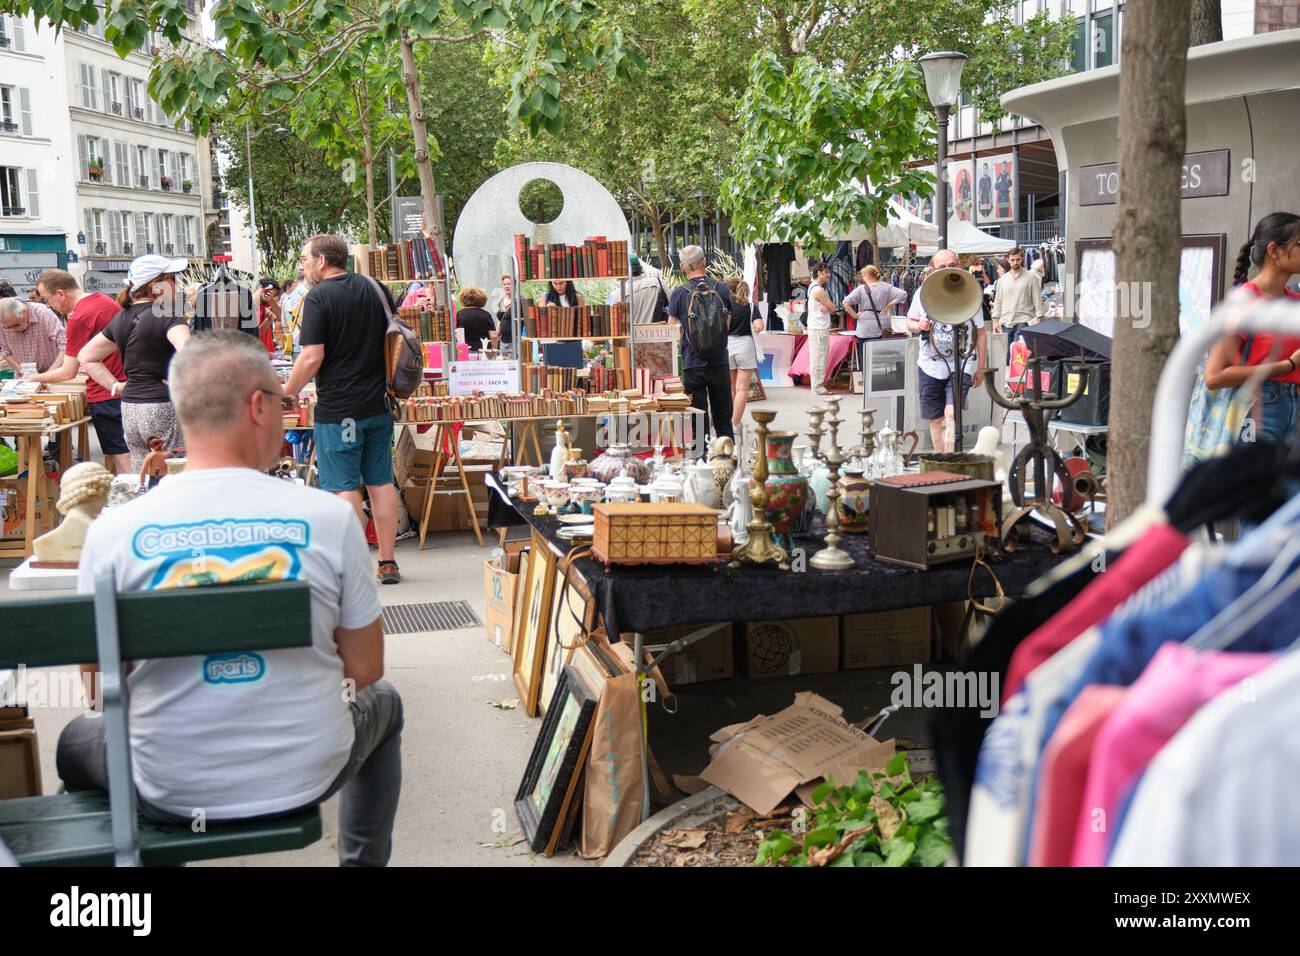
left=667, top=245, right=734, bottom=446
left=284, top=234, right=402, bottom=585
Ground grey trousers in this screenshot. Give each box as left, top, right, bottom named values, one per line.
left=56, top=679, right=404, bottom=866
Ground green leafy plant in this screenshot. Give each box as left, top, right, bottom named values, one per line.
left=755, top=752, right=951, bottom=868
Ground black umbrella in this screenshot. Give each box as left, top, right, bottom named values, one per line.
left=1017, top=319, right=1112, bottom=362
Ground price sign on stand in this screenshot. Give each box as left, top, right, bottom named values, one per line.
left=449, top=360, right=520, bottom=396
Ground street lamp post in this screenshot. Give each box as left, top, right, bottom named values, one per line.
left=918, top=52, right=967, bottom=253
left=244, top=121, right=259, bottom=277
left=244, top=124, right=290, bottom=277
left=918, top=51, right=968, bottom=451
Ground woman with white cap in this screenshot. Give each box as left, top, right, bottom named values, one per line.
left=78, top=254, right=192, bottom=470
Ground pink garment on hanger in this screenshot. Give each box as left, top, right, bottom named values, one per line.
left=1069, top=642, right=1278, bottom=867
left=1029, top=685, right=1126, bottom=867
left=1003, top=523, right=1189, bottom=703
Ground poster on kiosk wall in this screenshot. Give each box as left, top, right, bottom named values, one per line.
left=946, top=158, right=975, bottom=224
left=975, top=152, right=1017, bottom=225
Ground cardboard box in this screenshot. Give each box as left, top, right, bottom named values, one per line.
left=0, top=727, right=42, bottom=799
left=643, top=622, right=734, bottom=686
left=404, top=482, right=479, bottom=533
left=483, top=558, right=520, bottom=654
left=740, top=617, right=839, bottom=678
left=841, top=606, right=931, bottom=669
left=699, top=692, right=895, bottom=814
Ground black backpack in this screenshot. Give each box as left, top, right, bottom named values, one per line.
left=683, top=279, right=728, bottom=358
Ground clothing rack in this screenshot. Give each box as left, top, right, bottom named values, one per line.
left=1148, top=295, right=1300, bottom=505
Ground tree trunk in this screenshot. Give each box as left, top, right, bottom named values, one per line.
left=1106, top=0, right=1191, bottom=527
left=649, top=212, right=669, bottom=272
left=1190, top=0, right=1222, bottom=45
left=398, top=33, right=443, bottom=258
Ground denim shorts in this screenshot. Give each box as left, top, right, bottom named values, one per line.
left=315, top=413, right=394, bottom=491
left=1257, top=380, right=1300, bottom=448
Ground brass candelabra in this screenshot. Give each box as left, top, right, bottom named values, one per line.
left=730, top=408, right=790, bottom=570
left=809, top=397, right=855, bottom=570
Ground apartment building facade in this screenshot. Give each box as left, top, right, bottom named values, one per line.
left=0, top=6, right=212, bottom=296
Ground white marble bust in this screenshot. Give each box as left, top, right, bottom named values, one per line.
left=32, top=462, right=114, bottom=563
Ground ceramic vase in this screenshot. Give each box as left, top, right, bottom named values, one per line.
left=762, top=431, right=809, bottom=549
left=684, top=461, right=721, bottom=508
left=808, top=463, right=833, bottom=514
left=589, top=443, right=652, bottom=484
left=836, top=468, right=871, bottom=534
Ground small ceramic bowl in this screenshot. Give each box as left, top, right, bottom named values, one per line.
left=541, top=481, right=571, bottom=510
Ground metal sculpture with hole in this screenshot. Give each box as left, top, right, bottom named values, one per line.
left=982, top=357, right=1089, bottom=553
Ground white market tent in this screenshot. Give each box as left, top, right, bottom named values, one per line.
left=916, top=218, right=1018, bottom=256
left=763, top=197, right=939, bottom=248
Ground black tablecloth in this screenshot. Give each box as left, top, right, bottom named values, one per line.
left=493, top=478, right=1068, bottom=637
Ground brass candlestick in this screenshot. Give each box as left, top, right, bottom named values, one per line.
left=810, top=399, right=855, bottom=570
left=856, top=407, right=877, bottom=462
left=730, top=409, right=790, bottom=570
left=806, top=405, right=825, bottom=473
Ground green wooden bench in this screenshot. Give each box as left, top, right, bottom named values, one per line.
left=0, top=576, right=322, bottom=866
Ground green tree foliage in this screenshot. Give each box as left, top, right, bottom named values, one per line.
left=721, top=54, right=937, bottom=252
left=215, top=115, right=369, bottom=272
left=714, top=0, right=1074, bottom=248
left=493, top=0, right=754, bottom=267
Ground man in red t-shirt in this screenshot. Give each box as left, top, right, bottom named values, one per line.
left=30, top=269, right=130, bottom=473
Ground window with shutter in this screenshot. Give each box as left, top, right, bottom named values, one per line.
left=120, top=211, right=133, bottom=253
left=78, top=134, right=89, bottom=180
left=108, top=210, right=122, bottom=253
left=115, top=142, right=128, bottom=183
left=12, top=15, right=23, bottom=52
left=142, top=212, right=154, bottom=252
left=24, top=169, right=38, bottom=218
left=101, top=68, right=111, bottom=116
left=18, top=88, right=31, bottom=137
left=79, top=64, right=97, bottom=110
left=83, top=209, right=94, bottom=246
left=134, top=211, right=148, bottom=251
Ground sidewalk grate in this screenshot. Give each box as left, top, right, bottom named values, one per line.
left=382, top=601, right=480, bottom=635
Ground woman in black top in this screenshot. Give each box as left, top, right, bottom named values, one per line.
left=457, top=286, right=497, bottom=352
left=724, top=277, right=764, bottom=428
left=543, top=279, right=584, bottom=308
left=79, top=256, right=192, bottom=469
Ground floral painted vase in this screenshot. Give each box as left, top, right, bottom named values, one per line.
left=836, top=468, right=871, bottom=534
left=763, top=431, right=809, bottom=550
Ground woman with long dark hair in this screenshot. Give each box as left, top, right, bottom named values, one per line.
left=543, top=279, right=584, bottom=308
left=1201, top=212, right=1300, bottom=447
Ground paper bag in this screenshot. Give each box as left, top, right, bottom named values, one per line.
left=579, top=672, right=645, bottom=859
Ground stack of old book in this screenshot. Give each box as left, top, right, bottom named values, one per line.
left=655, top=391, right=692, bottom=412
left=513, top=235, right=630, bottom=280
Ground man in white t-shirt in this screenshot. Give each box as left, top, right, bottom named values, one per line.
left=906, top=249, right=987, bottom=452
left=57, top=330, right=402, bottom=866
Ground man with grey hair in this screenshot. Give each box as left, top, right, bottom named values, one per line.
left=667, top=244, right=734, bottom=442
left=0, top=294, right=65, bottom=373
left=59, top=330, right=404, bottom=866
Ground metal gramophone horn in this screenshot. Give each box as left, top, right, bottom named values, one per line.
left=919, top=267, right=983, bottom=325
left=918, top=266, right=984, bottom=452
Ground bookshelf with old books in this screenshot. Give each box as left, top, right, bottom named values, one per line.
left=353, top=235, right=457, bottom=379
left=509, top=234, right=638, bottom=398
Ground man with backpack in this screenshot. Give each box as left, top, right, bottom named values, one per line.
left=285, top=234, right=403, bottom=585
left=667, top=245, right=734, bottom=445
